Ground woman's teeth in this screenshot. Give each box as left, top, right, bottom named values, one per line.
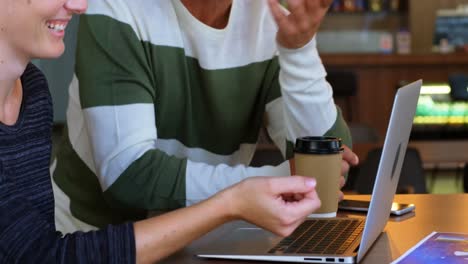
left=46, top=23, right=66, bottom=32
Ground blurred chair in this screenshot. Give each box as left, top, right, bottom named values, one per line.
left=449, top=73, right=468, bottom=101
left=342, top=123, right=380, bottom=192
left=326, top=70, right=358, bottom=121
left=349, top=123, right=379, bottom=144
left=354, top=147, right=427, bottom=194
left=326, top=70, right=380, bottom=144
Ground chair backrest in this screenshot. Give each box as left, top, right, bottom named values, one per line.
left=326, top=70, right=358, bottom=121
left=349, top=123, right=380, bottom=144
left=327, top=71, right=358, bottom=97
left=355, top=147, right=427, bottom=194
left=449, top=73, right=468, bottom=101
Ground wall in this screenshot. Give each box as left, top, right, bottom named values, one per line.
left=410, top=0, right=468, bottom=53
left=319, top=0, right=468, bottom=54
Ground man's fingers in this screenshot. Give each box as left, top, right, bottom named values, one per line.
left=267, top=0, right=284, bottom=19
left=342, top=145, right=359, bottom=166
left=341, top=160, right=350, bottom=175
left=268, top=0, right=292, bottom=31
left=339, top=176, right=346, bottom=188
left=286, top=0, right=308, bottom=23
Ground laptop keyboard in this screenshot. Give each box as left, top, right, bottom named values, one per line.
left=268, top=219, right=364, bottom=255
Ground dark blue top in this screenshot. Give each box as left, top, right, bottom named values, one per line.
left=0, top=64, right=136, bottom=263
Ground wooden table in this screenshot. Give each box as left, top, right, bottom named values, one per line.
left=161, top=194, right=468, bottom=264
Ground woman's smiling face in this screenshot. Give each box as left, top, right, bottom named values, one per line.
left=0, top=0, right=87, bottom=60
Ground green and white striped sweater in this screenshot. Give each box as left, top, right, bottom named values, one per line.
left=53, top=0, right=351, bottom=228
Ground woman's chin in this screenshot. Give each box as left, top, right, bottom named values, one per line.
left=37, top=44, right=66, bottom=60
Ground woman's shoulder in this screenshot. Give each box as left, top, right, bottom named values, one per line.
left=21, top=63, right=47, bottom=86
left=20, top=63, right=52, bottom=119
left=20, top=63, right=48, bottom=92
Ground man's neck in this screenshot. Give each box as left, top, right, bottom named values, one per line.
left=181, top=0, right=233, bottom=29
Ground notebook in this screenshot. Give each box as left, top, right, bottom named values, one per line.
left=392, top=232, right=468, bottom=264
left=196, top=80, right=422, bottom=263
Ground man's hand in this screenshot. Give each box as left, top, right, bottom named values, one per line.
left=267, top=0, right=333, bottom=49
left=339, top=145, right=359, bottom=200
left=342, top=145, right=359, bottom=177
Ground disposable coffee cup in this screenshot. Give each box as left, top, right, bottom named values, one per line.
left=294, top=137, right=343, bottom=218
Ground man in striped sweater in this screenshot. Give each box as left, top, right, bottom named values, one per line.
left=53, top=0, right=358, bottom=232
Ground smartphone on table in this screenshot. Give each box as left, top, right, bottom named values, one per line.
left=338, top=199, right=415, bottom=216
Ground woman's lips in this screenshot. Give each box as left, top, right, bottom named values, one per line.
left=46, top=19, right=69, bottom=37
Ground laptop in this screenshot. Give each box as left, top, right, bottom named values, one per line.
left=196, top=80, right=422, bottom=263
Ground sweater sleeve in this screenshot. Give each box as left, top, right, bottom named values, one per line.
left=0, top=180, right=136, bottom=264
left=265, top=37, right=352, bottom=159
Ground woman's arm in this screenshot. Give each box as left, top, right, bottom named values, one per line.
left=133, top=176, right=320, bottom=263
left=2, top=171, right=318, bottom=264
